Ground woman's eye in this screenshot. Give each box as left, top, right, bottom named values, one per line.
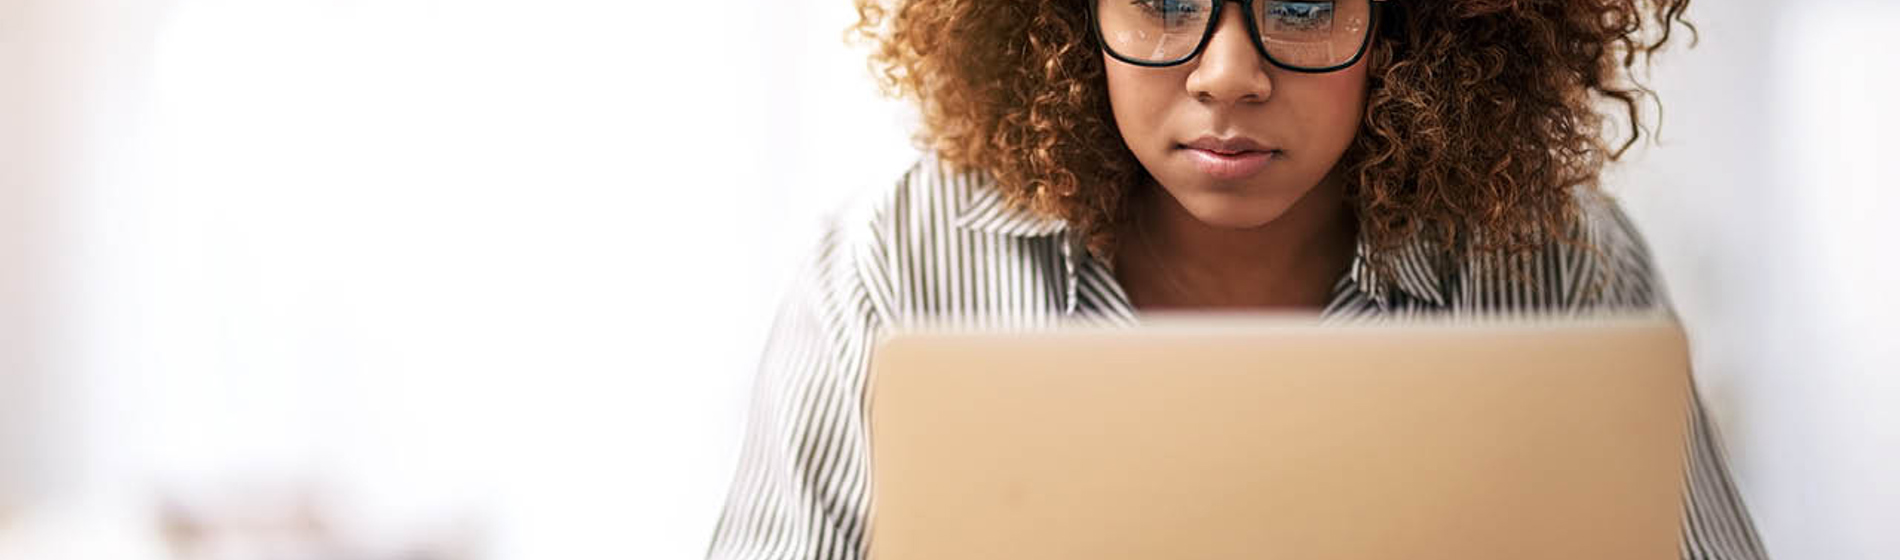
left=1265, top=1, right=1336, bottom=32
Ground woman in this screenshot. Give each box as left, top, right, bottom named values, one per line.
left=709, top=1, right=1766, bottom=558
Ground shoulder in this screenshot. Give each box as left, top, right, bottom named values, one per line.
left=829, top=152, right=991, bottom=247
left=1438, top=190, right=1666, bottom=313
left=807, top=153, right=1066, bottom=323
left=1568, top=191, right=1666, bottom=310
left=823, top=153, right=995, bottom=281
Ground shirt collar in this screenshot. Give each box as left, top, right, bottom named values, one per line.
left=949, top=181, right=1448, bottom=312
left=948, top=184, right=1078, bottom=313
left=949, top=182, right=1071, bottom=237
left=1344, top=232, right=1448, bottom=309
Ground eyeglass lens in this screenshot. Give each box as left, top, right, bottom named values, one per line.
left=1096, top=0, right=1374, bottom=69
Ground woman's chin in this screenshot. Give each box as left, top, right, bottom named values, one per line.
left=1171, top=191, right=1303, bottom=231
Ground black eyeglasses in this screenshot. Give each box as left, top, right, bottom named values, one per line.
left=1091, top=0, right=1387, bottom=73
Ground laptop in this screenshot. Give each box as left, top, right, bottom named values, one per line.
left=866, top=314, right=1691, bottom=560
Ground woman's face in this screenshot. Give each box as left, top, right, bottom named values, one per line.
left=1105, top=5, right=1370, bottom=229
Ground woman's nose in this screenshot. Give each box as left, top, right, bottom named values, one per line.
left=1184, top=5, right=1273, bottom=105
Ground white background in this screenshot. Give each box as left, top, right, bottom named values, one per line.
left=1, top=1, right=1894, bottom=559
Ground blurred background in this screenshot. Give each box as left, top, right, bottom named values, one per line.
left=0, top=0, right=1893, bottom=559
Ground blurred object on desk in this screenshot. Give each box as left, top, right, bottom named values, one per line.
left=156, top=480, right=484, bottom=560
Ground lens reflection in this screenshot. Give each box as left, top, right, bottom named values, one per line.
left=1096, top=0, right=1373, bottom=70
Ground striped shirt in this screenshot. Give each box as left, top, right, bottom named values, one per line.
left=707, top=154, right=1769, bottom=560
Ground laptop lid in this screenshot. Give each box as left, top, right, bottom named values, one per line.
left=867, top=315, right=1691, bottom=560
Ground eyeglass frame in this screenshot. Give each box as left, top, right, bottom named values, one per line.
left=1089, top=0, right=1390, bottom=74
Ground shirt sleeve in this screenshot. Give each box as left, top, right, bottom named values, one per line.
left=705, top=225, right=881, bottom=560
left=1589, top=198, right=1772, bottom=560
left=1679, top=387, right=1773, bottom=559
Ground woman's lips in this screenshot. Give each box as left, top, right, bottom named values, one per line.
left=1181, top=146, right=1280, bottom=180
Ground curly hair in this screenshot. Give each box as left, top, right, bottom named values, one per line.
left=851, top=0, right=1694, bottom=263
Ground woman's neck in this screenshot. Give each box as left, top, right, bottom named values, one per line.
left=1114, top=178, right=1358, bottom=311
